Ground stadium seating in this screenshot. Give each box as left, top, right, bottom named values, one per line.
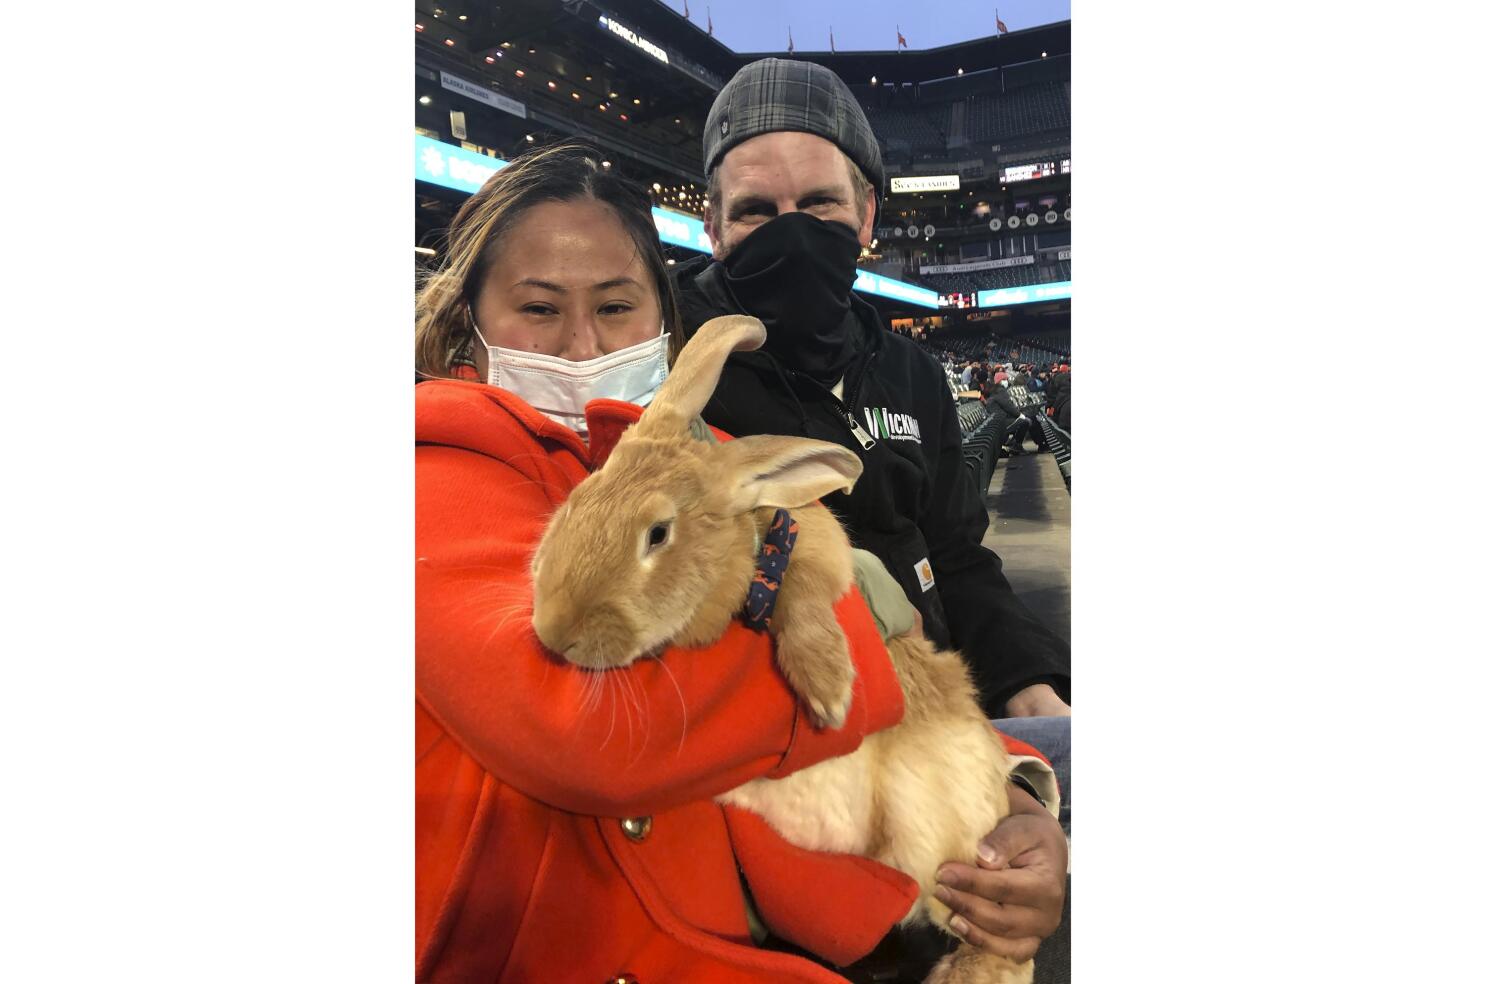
left=922, top=329, right=1070, bottom=367
left=918, top=259, right=1070, bottom=295
left=1035, top=414, right=1072, bottom=490
left=958, top=401, right=1011, bottom=493
left=920, top=265, right=1038, bottom=294
left=865, top=105, right=953, bottom=151
left=964, top=81, right=1071, bottom=143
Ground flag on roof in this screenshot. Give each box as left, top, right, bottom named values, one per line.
left=997, top=9, right=1009, bottom=34
left=897, top=25, right=907, bottom=48
left=830, top=26, right=836, bottom=52
left=788, top=26, right=794, bottom=53
left=707, top=7, right=713, bottom=35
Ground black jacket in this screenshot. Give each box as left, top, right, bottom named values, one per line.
left=1046, top=372, right=1071, bottom=431
left=671, top=257, right=1070, bottom=716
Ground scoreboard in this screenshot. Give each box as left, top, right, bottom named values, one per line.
left=998, top=158, right=1072, bottom=184
left=938, top=291, right=978, bottom=309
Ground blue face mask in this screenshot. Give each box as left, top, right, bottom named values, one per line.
left=473, top=321, right=670, bottom=437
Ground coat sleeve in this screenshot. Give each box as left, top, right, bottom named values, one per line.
left=416, top=444, right=904, bottom=818
left=918, top=373, right=1072, bottom=715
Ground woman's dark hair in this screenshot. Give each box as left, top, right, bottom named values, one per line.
left=415, top=139, right=683, bottom=376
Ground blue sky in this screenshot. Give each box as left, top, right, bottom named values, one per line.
left=653, top=0, right=1070, bottom=52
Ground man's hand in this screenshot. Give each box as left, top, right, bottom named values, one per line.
left=1003, top=683, right=1070, bottom=717
left=932, top=784, right=1068, bottom=962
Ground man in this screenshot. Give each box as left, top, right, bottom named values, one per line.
left=670, top=57, right=1071, bottom=978
left=1046, top=364, right=1072, bottom=432
left=985, top=371, right=1035, bottom=456
left=673, top=59, right=1070, bottom=721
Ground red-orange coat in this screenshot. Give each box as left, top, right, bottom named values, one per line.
left=416, top=380, right=1044, bottom=983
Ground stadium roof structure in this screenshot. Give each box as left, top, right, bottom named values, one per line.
left=447, top=0, right=1067, bottom=88
left=623, top=0, right=1070, bottom=83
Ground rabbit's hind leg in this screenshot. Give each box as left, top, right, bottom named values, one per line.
left=923, top=944, right=1033, bottom=984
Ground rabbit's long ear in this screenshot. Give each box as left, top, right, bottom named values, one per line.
left=637, top=315, right=765, bottom=435
left=715, top=435, right=863, bottom=512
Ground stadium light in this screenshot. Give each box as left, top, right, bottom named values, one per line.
left=609, top=91, right=619, bottom=98
left=526, top=134, right=535, bottom=142
left=419, top=95, right=431, bottom=105
left=443, top=38, right=456, bottom=46
left=619, top=113, right=629, bottom=121
left=870, top=76, right=877, bottom=84
left=599, top=104, right=608, bottom=111
left=501, top=41, right=512, bottom=48
left=485, top=56, right=495, bottom=63
left=515, top=69, right=525, bottom=77
left=957, top=68, right=963, bottom=75
left=585, top=75, right=593, bottom=81
left=572, top=92, right=582, bottom=100
left=458, top=14, right=467, bottom=20
left=415, top=246, right=436, bottom=255
left=1042, top=51, right=1047, bottom=57
left=415, top=23, right=424, bottom=32
left=602, top=161, right=611, bottom=168
left=528, top=47, right=536, bottom=53
left=633, top=97, right=641, bottom=105
left=652, top=182, right=662, bottom=191
left=548, top=81, right=557, bottom=89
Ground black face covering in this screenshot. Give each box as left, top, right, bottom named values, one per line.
left=718, top=211, right=863, bottom=386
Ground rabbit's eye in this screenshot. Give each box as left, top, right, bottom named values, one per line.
left=645, top=521, right=672, bottom=553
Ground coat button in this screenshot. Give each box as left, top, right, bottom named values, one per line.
left=620, top=816, right=652, bottom=842
left=605, top=975, right=640, bottom=984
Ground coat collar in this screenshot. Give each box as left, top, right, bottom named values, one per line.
left=414, top=380, right=645, bottom=474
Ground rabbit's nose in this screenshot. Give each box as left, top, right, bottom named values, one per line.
left=531, top=605, right=572, bottom=657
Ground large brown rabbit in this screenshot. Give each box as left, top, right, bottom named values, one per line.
left=530, top=315, right=1032, bottom=984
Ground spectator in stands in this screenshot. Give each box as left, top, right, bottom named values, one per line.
left=960, top=361, right=976, bottom=390
left=673, top=56, right=1070, bottom=976
left=985, top=371, right=1034, bottom=456
left=681, top=43, right=1075, bottom=889
left=414, top=140, right=1064, bottom=983
left=678, top=58, right=1069, bottom=716
left=1045, top=365, right=1071, bottom=432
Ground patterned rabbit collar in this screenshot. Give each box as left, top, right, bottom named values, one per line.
left=743, top=509, right=799, bottom=631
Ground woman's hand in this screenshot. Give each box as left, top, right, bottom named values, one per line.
left=931, top=783, right=1068, bottom=962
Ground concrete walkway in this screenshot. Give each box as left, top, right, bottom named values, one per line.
left=982, top=447, right=1071, bottom=646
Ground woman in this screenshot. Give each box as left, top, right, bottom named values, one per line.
left=415, top=141, right=1059, bottom=983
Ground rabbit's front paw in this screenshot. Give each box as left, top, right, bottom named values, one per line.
left=775, top=625, right=856, bottom=730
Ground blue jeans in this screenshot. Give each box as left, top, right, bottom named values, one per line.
left=991, top=715, right=1071, bottom=984
left=990, top=715, right=1071, bottom=838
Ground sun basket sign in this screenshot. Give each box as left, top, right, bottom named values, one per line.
left=852, top=270, right=940, bottom=309
left=889, top=174, right=961, bottom=194
left=415, top=134, right=508, bottom=194
left=651, top=207, right=712, bottom=254
left=598, top=14, right=670, bottom=65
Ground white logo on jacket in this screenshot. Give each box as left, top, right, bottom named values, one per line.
left=861, top=406, right=922, bottom=444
